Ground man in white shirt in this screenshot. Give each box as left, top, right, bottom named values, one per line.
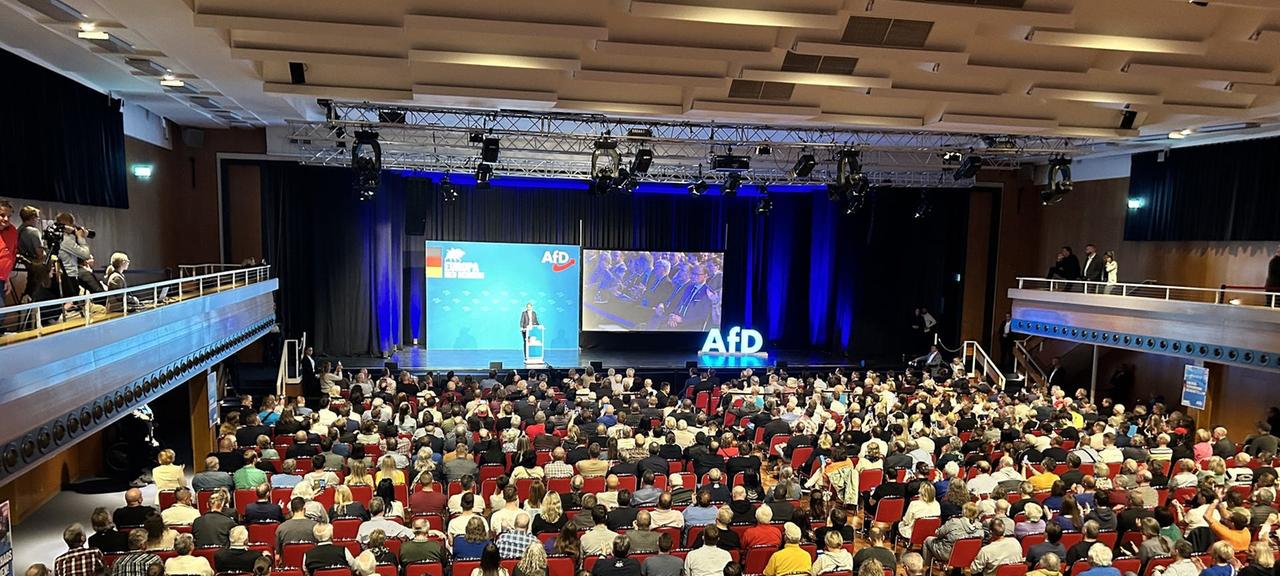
left=447, top=480, right=485, bottom=515
left=445, top=494, right=488, bottom=539
left=684, top=525, right=732, bottom=576
left=970, top=519, right=1023, bottom=576
left=489, top=486, right=523, bottom=534
left=991, top=457, right=1025, bottom=483
left=161, top=488, right=201, bottom=526
left=579, top=506, right=620, bottom=556
left=357, top=498, right=413, bottom=543
left=967, top=461, right=998, bottom=496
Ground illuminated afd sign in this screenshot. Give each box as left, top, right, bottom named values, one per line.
left=699, top=326, right=766, bottom=356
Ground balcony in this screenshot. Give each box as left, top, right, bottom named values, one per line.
left=1008, top=278, right=1280, bottom=372
left=0, top=265, right=277, bottom=483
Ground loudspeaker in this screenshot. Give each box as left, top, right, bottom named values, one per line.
left=489, top=361, right=503, bottom=371
left=384, top=361, right=399, bottom=373
left=181, top=128, right=205, bottom=148
left=1119, top=109, right=1137, bottom=130
left=481, top=137, right=500, bottom=162
left=404, top=178, right=429, bottom=236
left=289, top=62, right=306, bottom=85
left=685, top=361, right=698, bottom=370
left=589, top=361, right=603, bottom=372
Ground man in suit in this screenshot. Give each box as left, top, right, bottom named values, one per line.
left=641, top=259, right=676, bottom=309
left=1080, top=244, right=1104, bottom=291
left=913, top=345, right=944, bottom=374
left=1048, top=246, right=1081, bottom=283
left=665, top=265, right=713, bottom=330
left=1267, top=245, right=1280, bottom=306
left=519, top=302, right=539, bottom=356
left=299, top=346, right=318, bottom=407
left=1046, top=356, right=1063, bottom=386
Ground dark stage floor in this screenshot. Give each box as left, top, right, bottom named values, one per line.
left=328, top=346, right=864, bottom=372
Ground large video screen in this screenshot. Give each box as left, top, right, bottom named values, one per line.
left=582, top=250, right=724, bottom=332
left=425, top=241, right=581, bottom=350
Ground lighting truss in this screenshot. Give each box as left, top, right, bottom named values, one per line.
left=282, top=102, right=1099, bottom=188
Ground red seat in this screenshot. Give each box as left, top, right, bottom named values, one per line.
left=235, top=489, right=257, bottom=517
left=272, top=488, right=293, bottom=507
left=1020, top=532, right=1047, bottom=557
left=275, top=569, right=303, bottom=576
left=685, top=525, right=706, bottom=548
left=547, top=478, right=571, bottom=494
left=790, top=447, right=814, bottom=472
left=479, top=464, right=505, bottom=484
left=332, top=518, right=361, bottom=540
left=197, top=490, right=218, bottom=514
left=1096, top=531, right=1118, bottom=550
left=404, top=563, right=444, bottom=576
left=583, top=477, right=605, bottom=493
left=281, top=542, right=312, bottom=568
left=515, top=478, right=536, bottom=501
left=744, top=546, right=775, bottom=574
left=246, top=521, right=278, bottom=546
left=935, top=537, right=984, bottom=571
left=394, top=483, right=408, bottom=504
left=617, top=476, right=637, bottom=492
left=314, top=487, right=335, bottom=511
left=997, top=563, right=1029, bottom=576
left=193, top=546, right=219, bottom=566
left=904, top=516, right=941, bottom=551
left=294, top=459, right=314, bottom=475
left=500, top=559, right=518, bottom=573
left=158, top=490, right=178, bottom=510
left=350, top=485, right=373, bottom=505
left=452, top=560, right=480, bottom=576
left=547, top=557, right=574, bottom=575
left=1142, top=556, right=1175, bottom=576
left=768, top=435, right=791, bottom=456
left=1059, top=531, right=1083, bottom=551
left=336, top=541, right=361, bottom=558
left=859, top=469, right=884, bottom=494
left=375, top=564, right=397, bottom=576
left=869, top=497, right=905, bottom=528
left=583, top=556, right=600, bottom=573
left=314, top=568, right=350, bottom=576
left=1114, top=557, right=1141, bottom=575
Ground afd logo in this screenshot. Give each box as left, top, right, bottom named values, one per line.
left=699, top=326, right=765, bottom=356
left=541, top=250, right=577, bottom=273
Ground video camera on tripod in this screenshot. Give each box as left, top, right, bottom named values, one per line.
left=41, top=221, right=95, bottom=261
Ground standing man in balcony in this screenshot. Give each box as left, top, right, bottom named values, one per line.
left=1047, top=246, right=1081, bottom=287
left=300, top=345, right=318, bottom=408
left=1080, top=244, right=1104, bottom=293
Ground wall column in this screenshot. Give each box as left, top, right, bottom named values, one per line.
left=188, top=367, right=218, bottom=471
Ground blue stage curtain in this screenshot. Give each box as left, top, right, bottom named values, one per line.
left=261, top=163, right=404, bottom=355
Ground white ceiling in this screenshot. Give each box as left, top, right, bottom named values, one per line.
left=5, top=0, right=1280, bottom=139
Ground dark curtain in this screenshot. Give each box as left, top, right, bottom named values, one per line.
left=1128, top=137, right=1280, bottom=241
left=267, top=166, right=970, bottom=358
left=0, top=48, right=128, bottom=208
left=261, top=164, right=403, bottom=355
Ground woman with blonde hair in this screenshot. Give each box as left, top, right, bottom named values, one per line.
left=810, top=530, right=853, bottom=575
left=899, top=482, right=940, bottom=540
left=258, top=395, right=280, bottom=426
left=331, top=485, right=369, bottom=520
left=152, top=449, right=185, bottom=492
left=1198, top=456, right=1228, bottom=487
left=376, top=455, right=405, bottom=486
left=512, top=541, right=547, bottom=576
left=347, top=459, right=374, bottom=487
left=1193, top=429, right=1213, bottom=463
left=1239, top=540, right=1275, bottom=576
left=532, top=491, right=565, bottom=534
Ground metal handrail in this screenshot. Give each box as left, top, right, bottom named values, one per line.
left=1014, top=339, right=1047, bottom=384
left=963, top=340, right=1006, bottom=390
left=276, top=333, right=304, bottom=398
left=1016, top=276, right=1280, bottom=308
left=179, top=264, right=252, bottom=278
left=0, top=265, right=271, bottom=342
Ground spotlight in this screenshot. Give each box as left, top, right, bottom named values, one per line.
left=609, top=168, right=632, bottom=195
left=440, top=176, right=459, bottom=203
left=755, top=194, right=773, bottom=214
left=942, top=151, right=963, bottom=165
left=588, top=136, right=622, bottom=195
left=953, top=153, right=984, bottom=181
left=688, top=180, right=708, bottom=196
left=913, top=193, right=932, bottom=220
left=1042, top=157, right=1073, bottom=205
left=631, top=149, right=654, bottom=174
left=789, top=153, right=817, bottom=179
left=481, top=137, right=500, bottom=162
left=475, top=162, right=493, bottom=189
left=755, top=144, right=772, bottom=156
left=352, top=130, right=381, bottom=200
left=723, top=173, right=742, bottom=197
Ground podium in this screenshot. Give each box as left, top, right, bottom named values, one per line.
left=524, top=324, right=545, bottom=365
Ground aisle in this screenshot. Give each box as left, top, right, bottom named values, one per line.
left=12, top=483, right=158, bottom=571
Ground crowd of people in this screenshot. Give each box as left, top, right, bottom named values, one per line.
left=39, top=357, right=1280, bottom=576
left=1047, top=245, right=1118, bottom=292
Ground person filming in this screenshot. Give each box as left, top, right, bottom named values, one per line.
left=55, top=212, right=96, bottom=296
left=519, top=302, right=539, bottom=356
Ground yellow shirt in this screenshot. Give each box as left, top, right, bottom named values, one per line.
left=1029, top=471, right=1060, bottom=492
left=376, top=469, right=405, bottom=486
left=152, top=464, right=186, bottom=491
left=763, top=544, right=812, bottom=576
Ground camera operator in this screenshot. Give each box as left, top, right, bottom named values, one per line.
left=54, top=212, right=96, bottom=296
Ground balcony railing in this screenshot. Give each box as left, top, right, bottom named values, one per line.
left=0, top=265, right=271, bottom=346
left=1016, top=277, right=1280, bottom=308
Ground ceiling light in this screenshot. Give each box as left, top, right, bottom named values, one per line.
left=475, top=162, right=493, bottom=189
left=1042, top=157, right=1072, bottom=205
left=789, top=153, right=817, bottom=179
left=160, top=75, right=185, bottom=88
left=688, top=180, right=708, bottom=196
left=440, top=176, right=459, bottom=202
left=756, top=195, right=773, bottom=214
left=1167, top=131, right=1187, bottom=139
left=953, top=154, right=984, bottom=181
left=352, top=130, right=381, bottom=200
left=723, top=173, right=742, bottom=197
left=755, top=144, right=772, bottom=156
left=77, top=25, right=108, bottom=40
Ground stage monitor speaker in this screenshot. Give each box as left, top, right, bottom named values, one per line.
left=289, top=62, right=306, bottom=85
left=590, top=361, right=603, bottom=372
left=404, top=178, right=428, bottom=236
left=1119, top=109, right=1137, bottom=130
left=685, top=361, right=698, bottom=370
left=384, top=361, right=399, bottom=373
left=489, top=361, right=502, bottom=371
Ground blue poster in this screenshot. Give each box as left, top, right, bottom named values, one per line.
left=426, top=241, right=580, bottom=350
left=1182, top=364, right=1208, bottom=410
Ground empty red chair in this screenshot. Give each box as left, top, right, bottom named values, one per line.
left=280, top=542, right=312, bottom=568
left=375, top=564, right=396, bottom=576
left=547, top=557, right=574, bottom=575
left=904, top=516, right=941, bottom=551
left=332, top=517, right=361, bottom=540
left=790, top=447, right=814, bottom=472
left=1020, top=532, right=1047, bottom=557
left=934, top=538, right=984, bottom=573
left=349, top=485, right=373, bottom=505
left=158, top=490, right=177, bottom=511
left=235, top=489, right=257, bottom=517
left=868, top=497, right=905, bottom=530
left=997, top=563, right=1029, bottom=576
left=313, top=568, right=350, bottom=576
left=246, top=521, right=278, bottom=546
left=685, top=525, right=706, bottom=548
left=744, top=546, right=775, bottom=574
left=404, top=563, right=444, bottom=576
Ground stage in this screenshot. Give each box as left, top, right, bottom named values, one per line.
left=329, top=346, right=868, bottom=373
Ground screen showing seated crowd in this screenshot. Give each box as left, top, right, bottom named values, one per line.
left=581, top=249, right=724, bottom=332
left=425, top=240, right=581, bottom=350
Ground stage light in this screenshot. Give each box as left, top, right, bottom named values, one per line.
left=942, top=151, right=963, bottom=165
left=755, top=194, right=773, bottom=214
left=756, top=144, right=772, bottom=156
left=913, top=193, right=932, bottom=219
left=688, top=179, right=708, bottom=196
left=621, top=176, right=639, bottom=194
left=1042, top=157, right=1073, bottom=205
left=352, top=130, right=382, bottom=200
left=723, top=173, right=742, bottom=197
left=440, top=175, right=459, bottom=202
left=789, top=153, right=817, bottom=178
left=588, top=136, right=622, bottom=195
left=475, top=162, right=493, bottom=189
left=631, top=149, right=654, bottom=174
left=953, top=153, right=984, bottom=180
left=481, top=137, right=500, bottom=162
